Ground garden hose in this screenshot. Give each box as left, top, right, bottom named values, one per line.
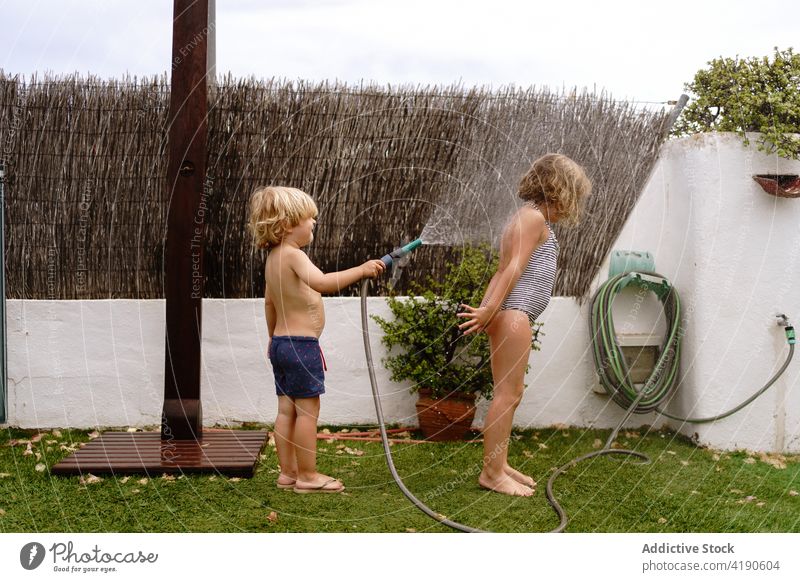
left=591, top=271, right=683, bottom=411
left=550, top=273, right=795, bottom=532
left=361, top=276, right=648, bottom=533
left=360, top=278, right=484, bottom=533
left=589, top=271, right=796, bottom=423
left=545, top=397, right=650, bottom=533
left=360, top=270, right=795, bottom=533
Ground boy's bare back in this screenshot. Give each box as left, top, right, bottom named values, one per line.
left=265, top=245, right=325, bottom=338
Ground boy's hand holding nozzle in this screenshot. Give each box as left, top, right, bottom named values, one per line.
left=366, top=238, right=423, bottom=281
left=361, top=259, right=386, bottom=279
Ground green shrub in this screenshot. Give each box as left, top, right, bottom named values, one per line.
left=372, top=245, right=543, bottom=400
left=671, top=47, right=800, bottom=159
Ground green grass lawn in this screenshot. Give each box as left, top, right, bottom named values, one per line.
left=1, top=424, right=798, bottom=533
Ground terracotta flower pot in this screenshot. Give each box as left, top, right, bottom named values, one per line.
left=752, top=174, right=800, bottom=198
left=415, top=388, right=477, bottom=441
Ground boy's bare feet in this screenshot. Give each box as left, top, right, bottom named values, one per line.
left=504, top=465, right=536, bottom=489
left=293, top=473, right=344, bottom=494
left=478, top=471, right=534, bottom=497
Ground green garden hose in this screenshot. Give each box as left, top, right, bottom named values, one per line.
left=589, top=271, right=796, bottom=422
left=591, top=272, right=682, bottom=410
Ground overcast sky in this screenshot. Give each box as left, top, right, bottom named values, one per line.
left=1, top=0, right=797, bottom=104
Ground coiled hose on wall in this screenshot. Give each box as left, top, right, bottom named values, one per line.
left=591, top=272, right=683, bottom=411
left=591, top=271, right=795, bottom=423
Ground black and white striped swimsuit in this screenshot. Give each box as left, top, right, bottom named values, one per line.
left=500, top=202, right=560, bottom=325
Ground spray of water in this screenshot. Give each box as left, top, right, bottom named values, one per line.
left=419, top=168, right=525, bottom=248
left=417, top=118, right=538, bottom=247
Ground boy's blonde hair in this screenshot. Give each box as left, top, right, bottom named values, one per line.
left=518, top=153, right=592, bottom=227
left=247, top=186, right=318, bottom=249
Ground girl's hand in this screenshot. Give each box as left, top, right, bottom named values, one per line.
left=457, top=304, right=493, bottom=335
left=360, top=259, right=386, bottom=279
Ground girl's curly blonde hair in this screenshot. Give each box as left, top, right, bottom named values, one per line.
left=247, top=186, right=318, bottom=249
left=518, top=153, right=592, bottom=226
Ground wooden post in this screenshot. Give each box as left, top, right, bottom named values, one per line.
left=53, top=0, right=268, bottom=477
left=162, top=0, right=211, bottom=440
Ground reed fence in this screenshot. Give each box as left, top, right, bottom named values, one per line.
left=0, top=72, right=670, bottom=301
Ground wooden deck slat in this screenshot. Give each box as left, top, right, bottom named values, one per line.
left=54, top=454, right=256, bottom=461
left=52, top=461, right=250, bottom=475
left=74, top=442, right=265, bottom=447
left=71, top=448, right=264, bottom=452
left=58, top=450, right=258, bottom=456
left=51, top=462, right=251, bottom=475
left=67, top=448, right=258, bottom=452
left=54, top=455, right=257, bottom=462
left=89, top=431, right=264, bottom=443
left=51, top=430, right=268, bottom=477
left=52, top=461, right=253, bottom=466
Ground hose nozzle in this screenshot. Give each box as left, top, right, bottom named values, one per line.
left=381, top=238, right=422, bottom=267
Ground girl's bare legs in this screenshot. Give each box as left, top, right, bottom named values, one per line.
left=274, top=395, right=298, bottom=484
left=478, top=309, right=534, bottom=496
left=293, top=396, right=343, bottom=490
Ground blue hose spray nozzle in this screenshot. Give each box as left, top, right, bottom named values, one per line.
left=380, top=238, right=422, bottom=290
left=380, top=238, right=422, bottom=268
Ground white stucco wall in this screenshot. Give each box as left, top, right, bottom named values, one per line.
left=5, top=298, right=417, bottom=431
left=5, top=133, right=800, bottom=453
left=592, top=132, right=800, bottom=452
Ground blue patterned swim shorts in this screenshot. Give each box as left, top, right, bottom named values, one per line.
left=268, top=336, right=327, bottom=398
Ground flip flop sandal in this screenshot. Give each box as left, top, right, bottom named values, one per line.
left=293, top=478, right=345, bottom=494
left=276, top=474, right=297, bottom=489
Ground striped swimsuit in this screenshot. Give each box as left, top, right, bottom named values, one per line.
left=500, top=202, right=560, bottom=325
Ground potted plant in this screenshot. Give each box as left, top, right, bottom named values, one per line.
left=671, top=47, right=800, bottom=160
left=372, top=245, right=543, bottom=440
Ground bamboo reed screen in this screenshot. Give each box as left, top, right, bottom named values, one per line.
left=0, top=73, right=670, bottom=301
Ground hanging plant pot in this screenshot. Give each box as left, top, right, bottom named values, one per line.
left=752, top=174, right=800, bottom=198
left=415, top=388, right=477, bottom=441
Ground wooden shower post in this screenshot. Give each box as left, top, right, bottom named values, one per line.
left=52, top=0, right=266, bottom=477
left=161, top=0, right=211, bottom=440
